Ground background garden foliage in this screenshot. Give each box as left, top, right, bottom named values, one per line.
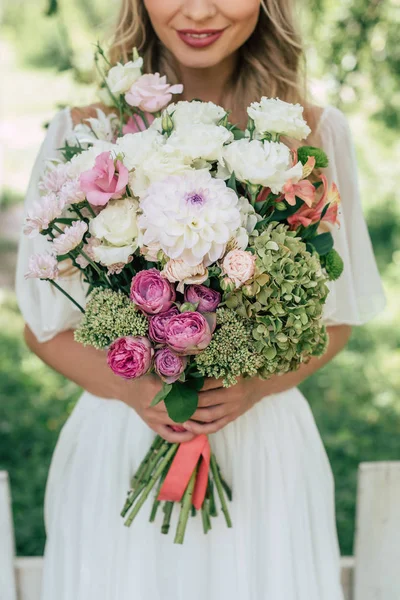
left=0, top=0, right=399, bottom=557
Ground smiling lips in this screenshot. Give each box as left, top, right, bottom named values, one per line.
left=177, top=29, right=226, bottom=48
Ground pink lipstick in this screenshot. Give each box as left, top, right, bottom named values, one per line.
left=177, top=28, right=226, bottom=49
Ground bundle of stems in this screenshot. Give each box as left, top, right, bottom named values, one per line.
left=121, top=435, right=232, bottom=544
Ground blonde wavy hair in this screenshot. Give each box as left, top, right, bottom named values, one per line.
left=108, top=0, right=321, bottom=144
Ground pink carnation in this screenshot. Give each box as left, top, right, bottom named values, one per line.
left=221, top=249, right=256, bottom=289
left=154, top=347, right=187, bottom=384
left=107, top=336, right=154, bottom=379
left=39, top=162, right=70, bottom=194
left=59, top=178, right=86, bottom=206
left=122, top=113, right=155, bottom=134
left=52, top=221, right=88, bottom=255
left=79, top=152, right=128, bottom=207
left=130, top=268, right=176, bottom=315
left=165, top=312, right=212, bottom=355
left=125, top=73, right=183, bottom=113
left=24, top=252, right=59, bottom=280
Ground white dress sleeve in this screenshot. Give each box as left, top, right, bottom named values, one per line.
left=318, top=106, right=386, bottom=325
left=15, top=108, right=88, bottom=343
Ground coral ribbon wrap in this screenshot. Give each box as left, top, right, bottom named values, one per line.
left=158, top=434, right=211, bottom=510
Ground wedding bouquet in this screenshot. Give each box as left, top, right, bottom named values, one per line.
left=24, top=47, right=343, bottom=543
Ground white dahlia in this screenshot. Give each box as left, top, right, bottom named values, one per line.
left=139, top=170, right=241, bottom=267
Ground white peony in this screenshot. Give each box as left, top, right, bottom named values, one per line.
left=89, top=198, right=140, bottom=247
left=166, top=124, right=233, bottom=162
left=220, top=138, right=303, bottom=194
left=139, top=170, right=241, bottom=267
left=92, top=244, right=135, bottom=267
left=68, top=109, right=118, bottom=146
left=247, top=97, right=311, bottom=141
left=166, top=100, right=227, bottom=127
left=105, top=58, right=143, bottom=95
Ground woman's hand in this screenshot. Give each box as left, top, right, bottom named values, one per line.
left=183, top=377, right=262, bottom=435
left=118, top=374, right=195, bottom=444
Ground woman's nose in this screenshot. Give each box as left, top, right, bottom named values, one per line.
left=181, top=0, right=218, bottom=22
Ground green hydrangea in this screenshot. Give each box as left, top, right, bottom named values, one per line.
left=224, top=222, right=329, bottom=377
left=74, top=288, right=148, bottom=349
left=194, top=308, right=264, bottom=387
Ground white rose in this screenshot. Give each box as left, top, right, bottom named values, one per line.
left=131, top=145, right=194, bottom=197
left=116, top=128, right=163, bottom=170
left=89, top=198, right=139, bottom=247
left=220, top=138, right=303, bottom=194
left=162, top=259, right=208, bottom=293
left=221, top=249, right=256, bottom=289
left=166, top=124, right=233, bottom=162
left=166, top=100, right=227, bottom=126
left=92, top=244, right=135, bottom=267
left=106, top=58, right=143, bottom=94
left=247, top=97, right=311, bottom=141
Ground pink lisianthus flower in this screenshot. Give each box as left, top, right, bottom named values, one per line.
left=130, top=268, right=176, bottom=315
left=165, top=312, right=212, bottom=355
left=149, top=307, right=180, bottom=344
left=52, top=221, right=88, bottom=255
left=287, top=174, right=341, bottom=230
left=107, top=336, right=154, bottom=379
left=125, top=73, right=183, bottom=113
left=154, top=347, right=187, bottom=384
left=122, top=113, right=155, bottom=134
left=79, top=152, right=129, bottom=207
left=23, top=193, right=65, bottom=238
left=24, top=252, right=59, bottom=280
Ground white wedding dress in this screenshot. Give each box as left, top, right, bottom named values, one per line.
left=16, top=105, right=385, bottom=600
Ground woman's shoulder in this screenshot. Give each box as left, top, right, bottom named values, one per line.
left=70, top=103, right=117, bottom=127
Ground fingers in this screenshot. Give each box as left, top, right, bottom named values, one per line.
left=197, top=387, right=232, bottom=408
left=183, top=416, right=231, bottom=436
left=156, top=425, right=195, bottom=443
left=190, top=404, right=233, bottom=423
left=201, top=377, right=224, bottom=391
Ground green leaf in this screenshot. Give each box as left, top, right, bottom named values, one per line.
left=309, top=232, right=334, bottom=256
left=150, top=383, right=172, bottom=407
left=164, top=382, right=199, bottom=423
left=226, top=172, right=237, bottom=193
left=186, top=376, right=205, bottom=392
left=273, top=197, right=304, bottom=221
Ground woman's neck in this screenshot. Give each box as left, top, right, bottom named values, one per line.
left=177, top=53, right=237, bottom=107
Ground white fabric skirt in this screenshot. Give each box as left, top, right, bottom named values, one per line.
left=41, top=388, right=344, bottom=600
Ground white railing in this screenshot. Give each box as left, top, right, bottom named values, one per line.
left=1, top=463, right=400, bottom=600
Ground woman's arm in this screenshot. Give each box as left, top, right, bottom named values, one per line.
left=24, top=325, right=194, bottom=443
left=184, top=324, right=352, bottom=435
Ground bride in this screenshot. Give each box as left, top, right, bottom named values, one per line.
left=16, top=1, right=385, bottom=598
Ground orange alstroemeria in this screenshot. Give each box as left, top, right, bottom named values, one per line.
left=282, top=178, right=316, bottom=207
left=287, top=174, right=341, bottom=230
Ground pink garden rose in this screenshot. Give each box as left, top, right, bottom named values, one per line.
left=221, top=249, right=256, bottom=289
left=165, top=312, right=212, bottom=355
left=154, top=347, right=187, bottom=384
left=130, top=268, right=176, bottom=315
left=184, top=284, right=221, bottom=313
left=149, top=307, right=180, bottom=344
left=125, top=73, right=183, bottom=113
left=122, top=113, right=155, bottom=134
left=107, top=336, right=153, bottom=379
left=79, top=152, right=128, bottom=206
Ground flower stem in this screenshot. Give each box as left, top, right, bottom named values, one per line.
left=141, top=440, right=171, bottom=483
left=84, top=201, right=96, bottom=218
left=207, top=477, right=218, bottom=517
left=130, top=436, right=163, bottom=490
left=48, top=280, right=85, bottom=313
left=124, top=443, right=178, bottom=527
left=174, top=465, right=197, bottom=544
left=201, top=500, right=211, bottom=534
left=210, top=454, right=232, bottom=528
left=161, top=501, right=174, bottom=535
